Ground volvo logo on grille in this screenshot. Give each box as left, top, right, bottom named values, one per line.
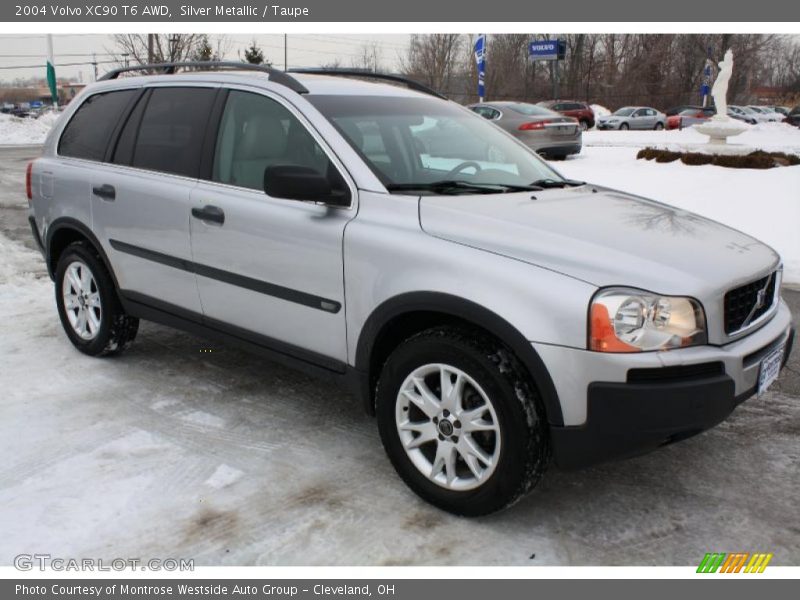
left=755, top=288, right=767, bottom=310
left=742, top=275, right=773, bottom=328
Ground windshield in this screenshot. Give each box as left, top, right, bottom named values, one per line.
left=613, top=107, right=636, bottom=116
left=306, top=94, right=562, bottom=193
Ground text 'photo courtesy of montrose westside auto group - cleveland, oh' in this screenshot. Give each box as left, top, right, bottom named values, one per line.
left=0, top=0, right=799, bottom=596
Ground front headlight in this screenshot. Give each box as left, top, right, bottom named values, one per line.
left=589, top=288, right=707, bottom=352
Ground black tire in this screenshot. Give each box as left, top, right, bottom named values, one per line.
left=55, top=241, right=139, bottom=357
left=619, top=122, right=629, bottom=130
left=579, top=120, right=590, bottom=131
left=654, top=122, right=664, bottom=130
left=375, top=326, right=550, bottom=516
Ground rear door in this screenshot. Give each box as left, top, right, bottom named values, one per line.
left=189, top=88, right=356, bottom=366
left=91, top=84, right=219, bottom=314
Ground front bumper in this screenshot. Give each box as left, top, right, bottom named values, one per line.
left=536, top=300, right=794, bottom=469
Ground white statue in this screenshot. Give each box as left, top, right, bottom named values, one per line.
left=711, top=49, right=733, bottom=116
left=693, top=47, right=749, bottom=151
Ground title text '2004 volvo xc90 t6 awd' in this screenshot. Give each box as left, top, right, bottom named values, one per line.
left=27, top=63, right=794, bottom=515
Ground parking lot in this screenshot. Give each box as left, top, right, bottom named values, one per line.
left=1, top=145, right=798, bottom=566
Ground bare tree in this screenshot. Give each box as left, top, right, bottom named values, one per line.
left=401, top=34, right=464, bottom=93
left=350, top=42, right=382, bottom=72
left=110, top=34, right=206, bottom=65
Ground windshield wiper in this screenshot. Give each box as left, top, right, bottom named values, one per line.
left=529, top=178, right=585, bottom=189
left=386, top=180, right=544, bottom=194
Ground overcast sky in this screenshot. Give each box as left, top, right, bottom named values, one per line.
left=0, top=34, right=413, bottom=83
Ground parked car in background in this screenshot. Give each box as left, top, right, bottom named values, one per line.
left=768, top=106, right=791, bottom=117
left=746, top=106, right=781, bottom=123
left=536, top=100, right=595, bottom=130
left=596, top=106, right=667, bottom=130
left=469, top=101, right=582, bottom=159
left=665, top=104, right=706, bottom=116
left=728, top=105, right=758, bottom=125
left=666, top=107, right=715, bottom=130
left=785, top=105, right=800, bottom=128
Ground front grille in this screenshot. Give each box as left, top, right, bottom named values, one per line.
left=724, top=272, right=777, bottom=334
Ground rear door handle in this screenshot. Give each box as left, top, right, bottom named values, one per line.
left=92, top=184, right=116, bottom=201
left=191, top=204, right=225, bottom=225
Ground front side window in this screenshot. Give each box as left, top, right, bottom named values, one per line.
left=307, top=95, right=562, bottom=193
left=212, top=90, right=347, bottom=195
left=130, top=87, right=216, bottom=178
left=59, top=89, right=137, bottom=161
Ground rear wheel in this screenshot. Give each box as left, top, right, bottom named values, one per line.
left=55, top=242, right=138, bottom=356
left=579, top=120, right=590, bottom=131
left=376, top=327, right=550, bottom=516
left=655, top=122, right=664, bottom=130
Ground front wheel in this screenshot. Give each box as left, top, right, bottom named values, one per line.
left=376, top=327, right=550, bottom=516
left=55, top=242, right=139, bottom=356
left=619, top=122, right=630, bottom=130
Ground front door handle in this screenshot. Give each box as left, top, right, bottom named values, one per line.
left=191, top=204, right=225, bottom=225
left=92, top=184, right=116, bottom=201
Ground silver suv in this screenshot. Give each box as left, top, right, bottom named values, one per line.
left=26, top=64, right=794, bottom=516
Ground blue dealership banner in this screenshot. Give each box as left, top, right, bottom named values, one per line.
left=474, top=34, right=486, bottom=101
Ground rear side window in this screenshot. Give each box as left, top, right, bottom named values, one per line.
left=58, top=90, right=137, bottom=161
left=130, top=87, right=216, bottom=178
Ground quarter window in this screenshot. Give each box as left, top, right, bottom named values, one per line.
left=58, top=89, right=137, bottom=161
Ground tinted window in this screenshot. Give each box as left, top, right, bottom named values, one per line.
left=59, top=90, right=137, bottom=161
left=131, top=87, right=216, bottom=177
left=213, top=90, right=347, bottom=196
left=112, top=91, right=148, bottom=165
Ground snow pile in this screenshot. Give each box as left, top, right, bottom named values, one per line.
left=590, top=104, right=611, bottom=118
left=0, top=110, right=60, bottom=146
left=0, top=233, right=47, bottom=285
left=584, top=121, right=800, bottom=154
left=555, top=147, right=800, bottom=285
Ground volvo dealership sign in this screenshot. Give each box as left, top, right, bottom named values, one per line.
left=528, top=40, right=566, bottom=61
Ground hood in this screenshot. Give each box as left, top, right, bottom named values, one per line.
left=419, top=187, right=779, bottom=296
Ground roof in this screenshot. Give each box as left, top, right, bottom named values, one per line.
left=95, top=68, right=432, bottom=99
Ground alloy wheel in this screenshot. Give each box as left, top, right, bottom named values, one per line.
left=62, top=260, right=102, bottom=340
left=395, top=363, right=501, bottom=491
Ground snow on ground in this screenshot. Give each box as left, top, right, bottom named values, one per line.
left=584, top=121, right=800, bottom=153
left=0, top=227, right=798, bottom=566
left=0, top=111, right=59, bottom=146
left=554, top=124, right=800, bottom=285
left=590, top=104, right=610, bottom=118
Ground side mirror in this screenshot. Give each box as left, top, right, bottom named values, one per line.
left=264, top=165, right=350, bottom=207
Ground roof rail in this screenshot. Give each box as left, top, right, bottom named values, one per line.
left=98, top=61, right=309, bottom=94
left=287, top=68, right=447, bottom=100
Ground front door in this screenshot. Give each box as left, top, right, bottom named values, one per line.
left=189, top=88, right=356, bottom=366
